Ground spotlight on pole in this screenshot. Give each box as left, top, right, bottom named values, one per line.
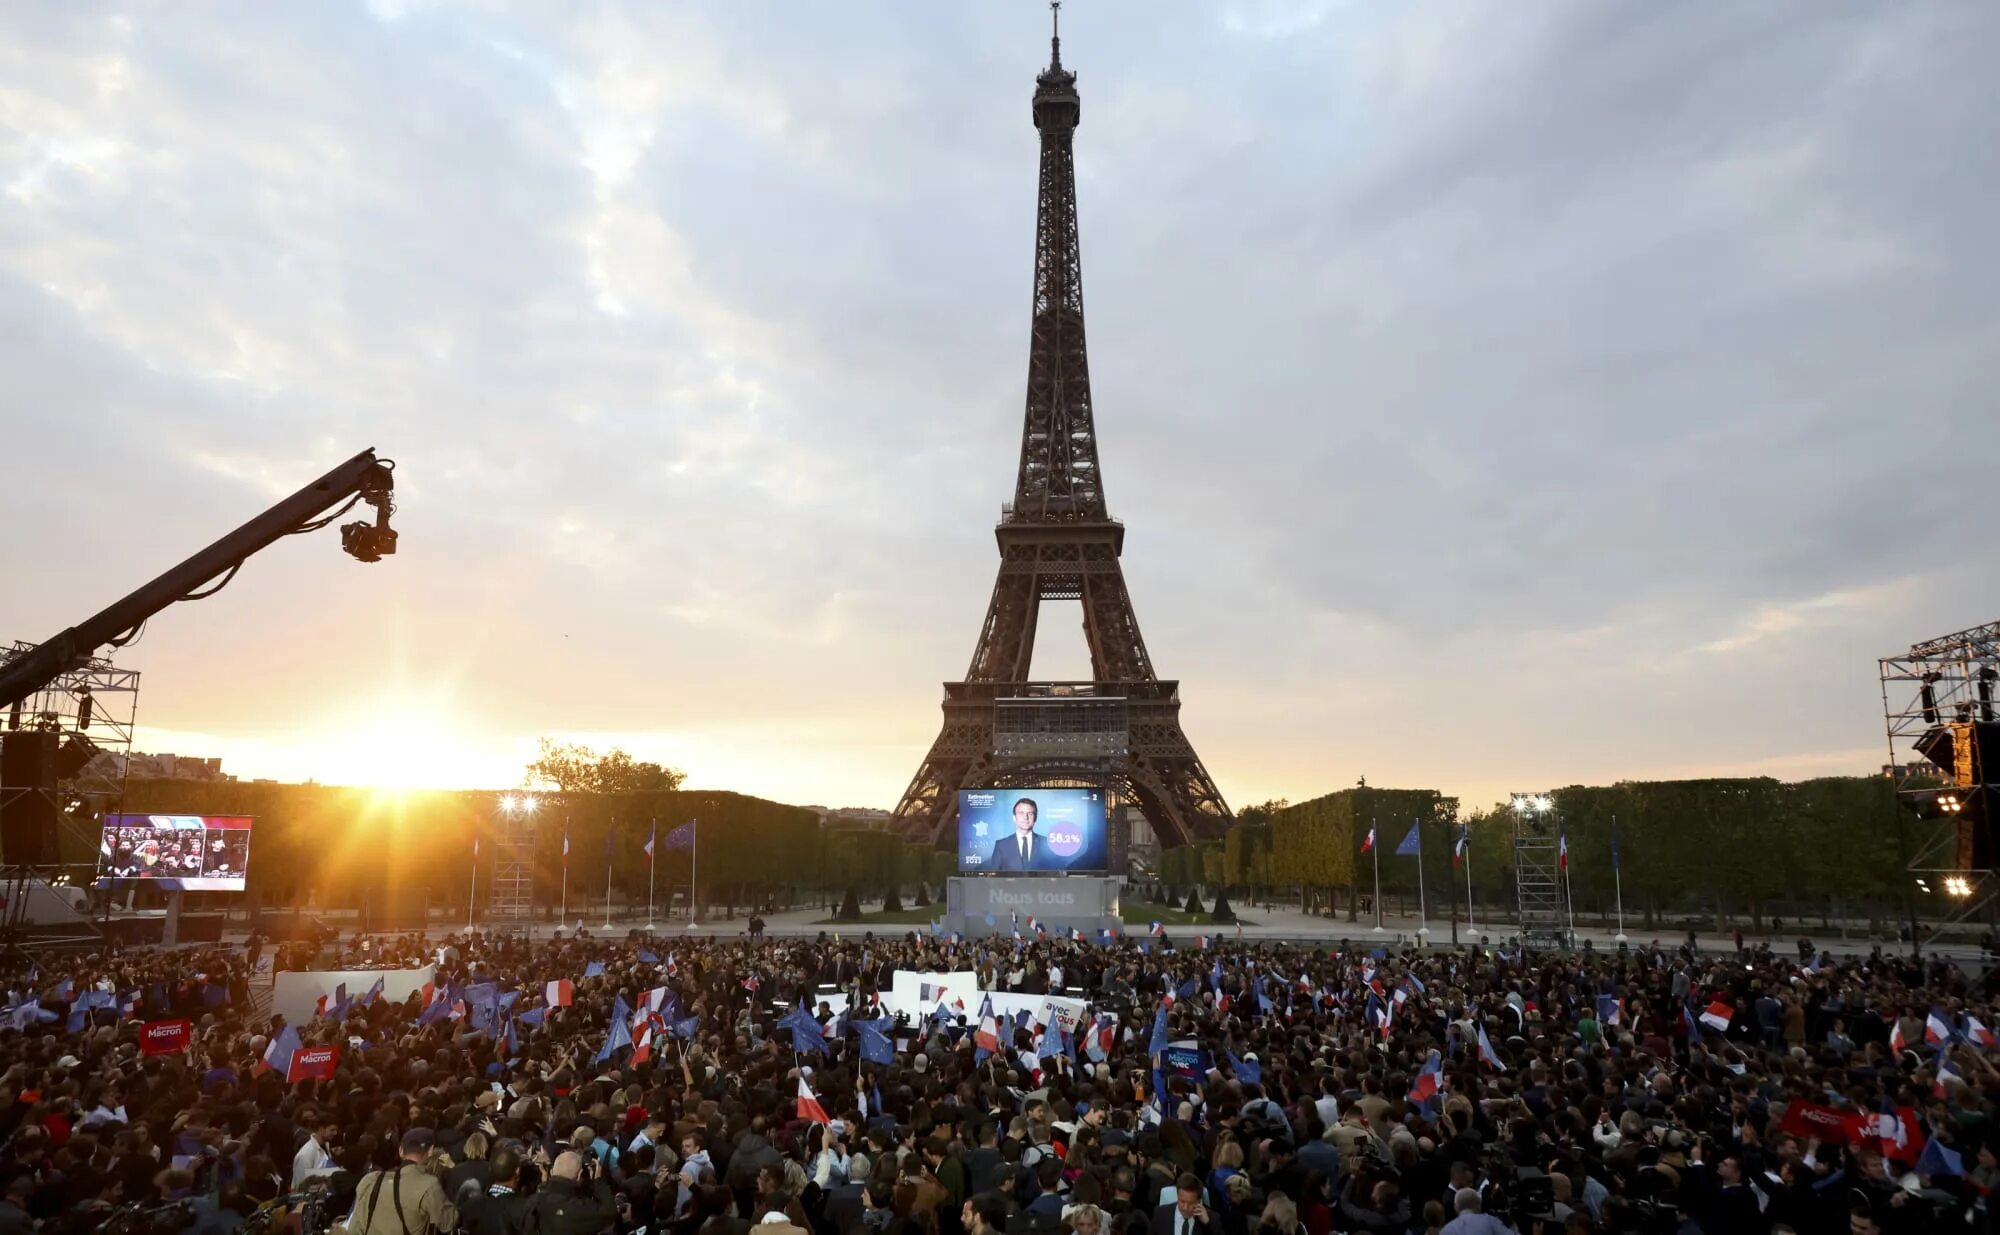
left=521, top=794, right=538, bottom=813
left=500, top=794, right=519, bottom=814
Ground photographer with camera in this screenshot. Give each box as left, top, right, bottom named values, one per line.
left=332, top=1129, right=456, bottom=1235
left=518, top=1151, right=616, bottom=1235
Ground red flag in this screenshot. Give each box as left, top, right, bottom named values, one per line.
left=797, top=1076, right=830, bottom=1124
left=140, top=1019, right=192, bottom=1057
left=287, top=1043, right=340, bottom=1083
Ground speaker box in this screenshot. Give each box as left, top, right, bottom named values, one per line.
left=0, top=731, right=60, bottom=866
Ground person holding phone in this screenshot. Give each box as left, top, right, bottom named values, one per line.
left=1153, top=1175, right=1215, bottom=1235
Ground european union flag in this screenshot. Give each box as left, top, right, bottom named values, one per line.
left=1395, top=822, right=1421, bottom=856
left=778, top=1001, right=826, bottom=1055
left=856, top=1016, right=896, bottom=1065
left=593, top=1015, right=632, bottom=1064
left=664, top=820, right=697, bottom=851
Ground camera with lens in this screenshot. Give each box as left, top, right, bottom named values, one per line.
left=341, top=518, right=397, bottom=562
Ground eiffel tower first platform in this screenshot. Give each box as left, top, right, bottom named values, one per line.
left=892, top=13, right=1232, bottom=853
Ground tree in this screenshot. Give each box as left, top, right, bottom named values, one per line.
left=1185, top=886, right=1205, bottom=915
left=1234, top=799, right=1290, bottom=827
left=883, top=883, right=903, bottom=912
left=525, top=739, right=686, bottom=795
left=836, top=888, right=863, bottom=920
left=1209, top=891, right=1235, bottom=922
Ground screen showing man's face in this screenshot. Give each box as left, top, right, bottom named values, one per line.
left=1013, top=801, right=1037, bottom=835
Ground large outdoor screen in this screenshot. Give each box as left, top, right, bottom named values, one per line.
left=95, top=814, right=254, bottom=891
left=957, top=788, right=1107, bottom=874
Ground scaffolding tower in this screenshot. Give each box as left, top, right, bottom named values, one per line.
left=1880, top=618, right=2000, bottom=928
left=0, top=640, right=136, bottom=946
left=488, top=807, right=537, bottom=920
left=1510, top=792, right=1569, bottom=948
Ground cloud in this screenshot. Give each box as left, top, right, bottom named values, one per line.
left=2, top=2, right=1996, bottom=817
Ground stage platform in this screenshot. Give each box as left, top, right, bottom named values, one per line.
left=941, top=875, right=1121, bottom=937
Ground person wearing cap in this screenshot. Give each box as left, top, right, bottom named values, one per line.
left=333, top=1128, right=457, bottom=1235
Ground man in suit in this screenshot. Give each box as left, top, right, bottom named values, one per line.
left=987, top=798, right=1059, bottom=871
left=1150, top=1174, right=1214, bottom=1235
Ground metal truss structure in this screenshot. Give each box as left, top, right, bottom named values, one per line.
left=0, top=640, right=135, bottom=943
left=893, top=18, right=1231, bottom=852
left=488, top=806, right=538, bottom=920
left=1880, top=619, right=2000, bottom=927
left=1509, top=792, right=1570, bottom=948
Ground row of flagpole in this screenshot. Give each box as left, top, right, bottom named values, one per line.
left=1361, top=818, right=1478, bottom=943
left=1356, top=816, right=1657, bottom=945
left=466, top=816, right=698, bottom=932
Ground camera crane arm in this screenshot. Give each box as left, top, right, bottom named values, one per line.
left=0, top=447, right=397, bottom=711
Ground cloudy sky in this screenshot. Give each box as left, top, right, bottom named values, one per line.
left=4, top=2, right=1996, bottom=815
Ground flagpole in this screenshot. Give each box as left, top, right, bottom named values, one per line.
left=646, top=818, right=657, bottom=931
left=1612, top=814, right=1628, bottom=943
left=1562, top=830, right=1576, bottom=948
left=1463, top=827, right=1477, bottom=940
left=560, top=815, right=570, bottom=928
left=1415, top=820, right=1429, bottom=944
left=689, top=819, right=700, bottom=927
left=604, top=818, right=614, bottom=932
left=1370, top=816, right=1384, bottom=934
left=467, top=838, right=478, bottom=933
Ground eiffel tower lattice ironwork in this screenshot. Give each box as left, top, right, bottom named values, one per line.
left=892, top=12, right=1231, bottom=852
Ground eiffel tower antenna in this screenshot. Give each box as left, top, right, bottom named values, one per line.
left=1050, top=1, right=1061, bottom=67
left=892, top=18, right=1232, bottom=857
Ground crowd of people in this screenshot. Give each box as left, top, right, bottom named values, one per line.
left=0, top=923, right=1993, bottom=1235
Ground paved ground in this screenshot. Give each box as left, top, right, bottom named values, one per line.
left=424, top=903, right=1985, bottom=963
left=125, top=900, right=1981, bottom=966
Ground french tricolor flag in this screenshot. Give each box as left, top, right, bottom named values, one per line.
left=1150, top=921, right=1165, bottom=938
left=643, top=820, right=657, bottom=864
left=1967, top=1014, right=1996, bottom=1049
left=1699, top=1000, right=1733, bottom=1032
left=545, top=979, right=573, bottom=1008
left=1926, top=1008, right=1953, bottom=1046
left=1475, top=1022, right=1505, bottom=1071
left=1558, top=831, right=1569, bottom=871
left=1359, top=826, right=1375, bottom=854
left=797, top=1076, right=830, bottom=1124
left=1890, top=1018, right=1909, bottom=1054
left=1936, top=1056, right=1965, bottom=1098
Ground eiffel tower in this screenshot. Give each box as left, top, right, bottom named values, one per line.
left=893, top=9, right=1232, bottom=853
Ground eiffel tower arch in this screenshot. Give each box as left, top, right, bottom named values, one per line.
left=893, top=14, right=1232, bottom=854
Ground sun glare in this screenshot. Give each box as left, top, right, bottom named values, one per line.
left=302, top=693, right=513, bottom=791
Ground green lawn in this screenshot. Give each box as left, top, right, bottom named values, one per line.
left=1123, top=905, right=1253, bottom=929
left=811, top=902, right=1253, bottom=929
left=814, top=904, right=942, bottom=927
